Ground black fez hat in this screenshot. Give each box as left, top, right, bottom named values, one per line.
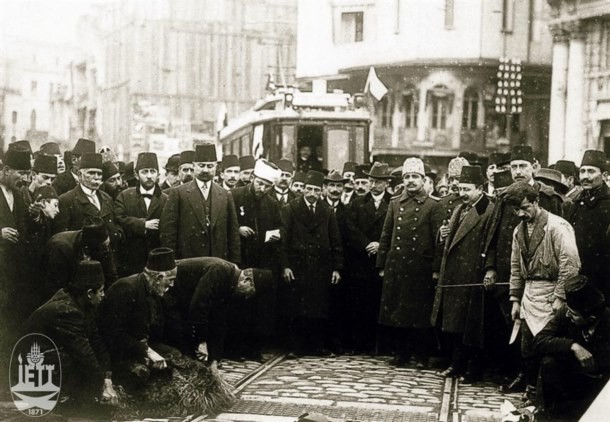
left=222, top=154, right=240, bottom=170
left=293, top=171, right=306, bottom=183
left=102, top=161, right=119, bottom=182
left=580, top=150, right=607, bottom=171
left=69, top=260, right=105, bottom=292
left=79, top=153, right=103, bottom=170
left=304, top=170, right=325, bottom=188
left=274, top=158, right=295, bottom=173
left=459, top=151, right=480, bottom=165
left=459, top=165, right=484, bottom=185
left=489, top=152, right=511, bottom=167
left=125, top=161, right=136, bottom=182
left=510, top=145, right=535, bottom=163
left=239, top=155, right=255, bottom=170
left=10, top=140, right=32, bottom=153
left=136, top=152, right=159, bottom=172
left=194, top=144, right=217, bottom=162
left=39, top=142, right=61, bottom=156
left=354, top=164, right=371, bottom=180
left=72, top=138, right=96, bottom=156
left=4, top=148, right=31, bottom=170
left=33, top=154, right=58, bottom=174
left=494, top=169, right=513, bottom=189
left=342, top=161, right=357, bottom=174
left=116, top=161, right=126, bottom=174
left=535, top=168, right=569, bottom=195
left=324, top=169, right=348, bottom=183
left=555, top=160, right=577, bottom=178
left=243, top=268, right=273, bottom=292
left=179, top=150, right=195, bottom=166
left=364, top=162, right=392, bottom=179
left=165, top=154, right=180, bottom=172
left=565, top=275, right=606, bottom=317
left=33, top=186, right=59, bottom=202
left=81, top=216, right=109, bottom=247
left=146, top=247, right=176, bottom=272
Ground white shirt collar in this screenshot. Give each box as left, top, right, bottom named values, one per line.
left=275, top=187, right=289, bottom=195
left=304, top=198, right=317, bottom=208
left=140, top=186, right=155, bottom=195
left=196, top=179, right=210, bottom=191
left=371, top=192, right=385, bottom=202
left=326, top=197, right=339, bottom=207
left=80, top=185, right=96, bottom=196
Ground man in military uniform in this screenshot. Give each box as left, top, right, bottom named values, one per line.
left=115, top=152, right=168, bottom=277
left=53, top=138, right=96, bottom=196
left=376, top=158, right=444, bottom=367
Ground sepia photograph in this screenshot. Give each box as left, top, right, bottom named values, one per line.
left=1, top=0, right=610, bottom=421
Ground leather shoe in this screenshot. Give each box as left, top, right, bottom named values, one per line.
left=436, top=366, right=460, bottom=378
left=498, top=372, right=526, bottom=393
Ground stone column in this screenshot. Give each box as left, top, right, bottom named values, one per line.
left=416, top=84, right=428, bottom=142
left=547, top=24, right=569, bottom=164
left=564, top=21, right=587, bottom=163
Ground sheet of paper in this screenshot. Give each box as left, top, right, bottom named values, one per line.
left=265, top=229, right=280, bottom=242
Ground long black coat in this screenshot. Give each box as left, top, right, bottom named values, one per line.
left=563, top=183, right=610, bottom=300
left=98, top=273, right=164, bottom=363
left=160, top=181, right=240, bottom=263
left=114, top=185, right=167, bottom=276
left=431, top=195, right=492, bottom=347
left=24, top=289, right=110, bottom=398
left=163, top=257, right=240, bottom=360
left=376, top=189, right=444, bottom=329
left=52, top=169, right=77, bottom=196
left=279, top=197, right=343, bottom=319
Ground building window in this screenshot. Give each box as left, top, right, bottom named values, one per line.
left=30, top=110, right=37, bottom=131
left=31, top=81, right=37, bottom=95
left=445, top=0, right=454, bottom=29
left=462, top=87, right=478, bottom=130
left=502, top=0, right=514, bottom=33
left=377, top=95, right=393, bottom=128
left=340, top=12, right=364, bottom=43
left=429, top=85, right=452, bottom=130
left=11, top=111, right=17, bottom=124
left=401, top=88, right=418, bottom=128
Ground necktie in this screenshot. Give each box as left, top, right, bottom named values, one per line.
left=141, top=194, right=153, bottom=200
left=202, top=183, right=209, bottom=200
left=88, top=193, right=100, bottom=210
left=309, top=204, right=315, bottom=215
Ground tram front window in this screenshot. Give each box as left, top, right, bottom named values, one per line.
left=296, top=126, right=323, bottom=173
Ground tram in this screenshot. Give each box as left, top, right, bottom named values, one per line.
left=218, top=87, right=372, bottom=172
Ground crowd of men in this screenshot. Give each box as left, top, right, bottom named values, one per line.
left=1, top=137, right=610, bottom=419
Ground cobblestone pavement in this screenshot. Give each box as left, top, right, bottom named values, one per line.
left=212, top=355, right=523, bottom=422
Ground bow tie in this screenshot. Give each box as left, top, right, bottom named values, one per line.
left=141, top=194, right=153, bottom=200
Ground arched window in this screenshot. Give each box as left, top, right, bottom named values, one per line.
left=377, top=95, right=393, bottom=128
left=30, top=110, right=37, bottom=131
left=428, top=85, right=453, bottom=130
left=462, top=87, right=478, bottom=130
left=400, top=86, right=418, bottom=128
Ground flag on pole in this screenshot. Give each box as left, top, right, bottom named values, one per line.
left=216, top=103, right=228, bottom=133
left=252, top=124, right=264, bottom=158
left=364, top=66, right=388, bottom=101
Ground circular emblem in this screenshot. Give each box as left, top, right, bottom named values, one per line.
left=9, top=333, right=62, bottom=417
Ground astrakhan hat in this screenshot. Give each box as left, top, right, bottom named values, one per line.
left=402, top=157, right=425, bottom=176
left=447, top=156, right=469, bottom=178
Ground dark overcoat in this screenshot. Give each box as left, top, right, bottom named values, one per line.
left=52, top=169, right=77, bottom=196
left=268, top=189, right=296, bottom=207
left=376, top=189, right=444, bottom=328
left=24, top=289, right=110, bottom=398
left=563, top=183, right=610, bottom=300
left=114, top=185, right=168, bottom=276
left=279, top=197, right=343, bottom=319
left=98, top=273, right=164, bottom=363
left=431, top=195, right=492, bottom=347
left=159, top=180, right=240, bottom=263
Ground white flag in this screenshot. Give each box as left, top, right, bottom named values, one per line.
left=364, top=66, right=388, bottom=101
left=252, top=124, right=264, bottom=158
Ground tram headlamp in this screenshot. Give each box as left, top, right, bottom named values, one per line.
left=284, top=93, right=294, bottom=109
left=354, top=93, right=364, bottom=109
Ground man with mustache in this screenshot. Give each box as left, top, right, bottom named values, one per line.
left=24, top=155, right=58, bottom=205
left=237, top=155, right=255, bottom=187
left=505, top=181, right=580, bottom=405
left=53, top=138, right=96, bottom=196
left=220, top=154, right=240, bottom=191
left=341, top=162, right=357, bottom=205
left=270, top=158, right=296, bottom=206
left=99, top=161, right=123, bottom=201
left=290, top=171, right=306, bottom=198
left=437, top=156, right=469, bottom=223
left=484, top=152, right=511, bottom=197
left=353, top=164, right=371, bottom=198
left=160, top=144, right=240, bottom=263
left=178, top=150, right=195, bottom=184
left=563, top=150, right=610, bottom=302
left=160, top=154, right=180, bottom=190
left=115, top=152, right=168, bottom=277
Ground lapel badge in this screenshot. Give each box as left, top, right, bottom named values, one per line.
left=239, top=206, right=245, bottom=216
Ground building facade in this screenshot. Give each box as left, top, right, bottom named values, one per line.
left=547, top=0, right=610, bottom=163
left=297, top=0, right=554, bottom=166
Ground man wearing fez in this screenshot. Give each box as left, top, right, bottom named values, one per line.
left=484, top=152, right=511, bottom=197
left=24, top=154, right=57, bottom=205
left=533, top=275, right=610, bottom=419
left=99, top=247, right=177, bottom=388
left=99, top=161, right=123, bottom=201
left=228, top=159, right=282, bottom=359
left=270, top=158, right=296, bottom=206
left=235, top=155, right=254, bottom=187
left=164, top=257, right=272, bottom=364
left=53, top=138, right=96, bottom=196
left=39, top=141, right=65, bottom=174
left=0, top=148, right=30, bottom=353
left=345, top=162, right=393, bottom=353
left=341, top=161, right=357, bottom=205
left=505, top=182, right=580, bottom=403
left=161, top=144, right=240, bottom=263
left=437, top=156, right=469, bottom=223
left=45, top=216, right=118, bottom=297
left=115, top=152, right=168, bottom=277
left=177, top=150, right=195, bottom=185
left=280, top=170, right=343, bottom=356
left=219, top=154, right=240, bottom=190
left=160, top=153, right=180, bottom=190
left=290, top=171, right=306, bottom=198
left=555, top=159, right=582, bottom=201
left=353, top=164, right=371, bottom=198
left=376, top=158, right=443, bottom=367
left=24, top=261, right=119, bottom=409
left=432, top=166, right=492, bottom=380
left=563, top=150, right=610, bottom=302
